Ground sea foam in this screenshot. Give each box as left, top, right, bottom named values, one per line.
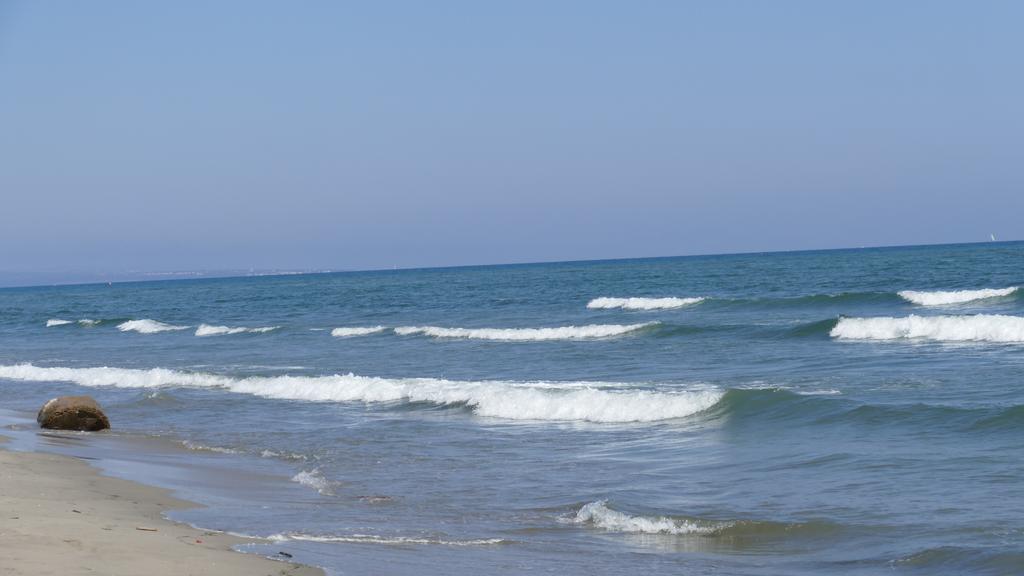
left=573, top=500, right=729, bottom=535
left=831, top=314, right=1024, bottom=342
left=394, top=323, right=657, bottom=341
left=0, top=363, right=722, bottom=423
left=181, top=440, right=242, bottom=454
left=587, top=297, right=705, bottom=310
left=47, top=318, right=102, bottom=327
left=117, top=319, right=189, bottom=334
left=291, top=468, right=337, bottom=495
left=194, top=324, right=279, bottom=337
left=269, top=533, right=508, bottom=546
left=898, top=287, right=1018, bottom=306
left=331, top=326, right=386, bottom=338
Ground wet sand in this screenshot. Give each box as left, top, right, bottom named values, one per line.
left=0, top=438, right=323, bottom=576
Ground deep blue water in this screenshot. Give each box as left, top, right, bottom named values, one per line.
left=2, top=241, right=1024, bottom=575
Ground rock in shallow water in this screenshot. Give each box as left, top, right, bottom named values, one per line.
left=37, top=396, right=111, bottom=431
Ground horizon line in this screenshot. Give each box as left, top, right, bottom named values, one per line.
left=1, top=237, right=1019, bottom=290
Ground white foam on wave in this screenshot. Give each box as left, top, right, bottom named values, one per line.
left=573, top=500, right=729, bottom=535
left=194, top=324, right=279, bottom=337
left=47, top=318, right=102, bottom=327
left=831, top=314, right=1024, bottom=342
left=0, top=363, right=723, bottom=423
left=260, top=449, right=308, bottom=461
left=587, top=297, right=705, bottom=310
left=394, top=322, right=658, bottom=341
left=181, top=440, right=241, bottom=455
left=331, top=326, right=386, bottom=338
left=181, top=440, right=306, bottom=460
left=898, top=287, right=1018, bottom=306
left=269, top=533, right=508, bottom=546
left=291, top=468, right=337, bottom=495
left=117, top=319, right=189, bottom=334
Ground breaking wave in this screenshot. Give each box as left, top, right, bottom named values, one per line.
left=787, top=318, right=841, bottom=338
left=46, top=318, right=111, bottom=328
left=830, top=314, right=1024, bottom=342
left=194, top=324, right=279, bottom=337
left=573, top=501, right=729, bottom=535
left=394, top=323, right=658, bottom=341
left=291, top=468, right=338, bottom=495
left=0, top=363, right=722, bottom=423
left=586, top=297, right=705, bottom=310
left=898, top=287, right=1018, bottom=306
left=117, top=319, right=189, bottom=334
left=331, top=326, right=387, bottom=338
left=570, top=500, right=843, bottom=542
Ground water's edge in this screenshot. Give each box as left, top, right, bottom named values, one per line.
left=0, top=408, right=327, bottom=575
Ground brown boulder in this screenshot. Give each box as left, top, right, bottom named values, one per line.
left=37, top=396, right=111, bottom=431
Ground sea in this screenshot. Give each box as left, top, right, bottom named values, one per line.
left=1, top=241, right=1023, bottom=575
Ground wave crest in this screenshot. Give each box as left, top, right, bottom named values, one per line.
left=331, top=326, right=386, bottom=338
left=587, top=297, right=705, bottom=310
left=898, top=287, right=1018, bottom=306
left=0, top=363, right=722, bottom=423
left=47, top=318, right=104, bottom=328
left=394, top=323, right=658, bottom=341
left=573, top=501, right=729, bottom=535
left=195, top=324, right=278, bottom=337
left=291, top=468, right=338, bottom=495
left=831, top=314, right=1024, bottom=342
left=117, top=319, right=189, bottom=334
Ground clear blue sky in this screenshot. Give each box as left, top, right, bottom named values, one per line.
left=2, top=1, right=1021, bottom=277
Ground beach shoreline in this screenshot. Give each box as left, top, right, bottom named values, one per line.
left=0, top=435, right=324, bottom=576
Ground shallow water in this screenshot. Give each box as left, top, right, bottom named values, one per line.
left=2, top=242, right=1023, bottom=575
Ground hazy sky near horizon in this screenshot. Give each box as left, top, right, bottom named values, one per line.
left=2, top=1, right=1022, bottom=274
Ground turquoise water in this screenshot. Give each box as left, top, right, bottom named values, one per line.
left=1, top=241, right=1023, bottom=575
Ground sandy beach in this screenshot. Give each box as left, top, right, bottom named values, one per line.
left=0, top=439, right=323, bottom=576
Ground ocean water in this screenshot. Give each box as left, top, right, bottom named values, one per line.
left=2, top=241, right=1024, bottom=575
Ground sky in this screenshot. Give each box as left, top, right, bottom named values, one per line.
left=1, top=1, right=1022, bottom=280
